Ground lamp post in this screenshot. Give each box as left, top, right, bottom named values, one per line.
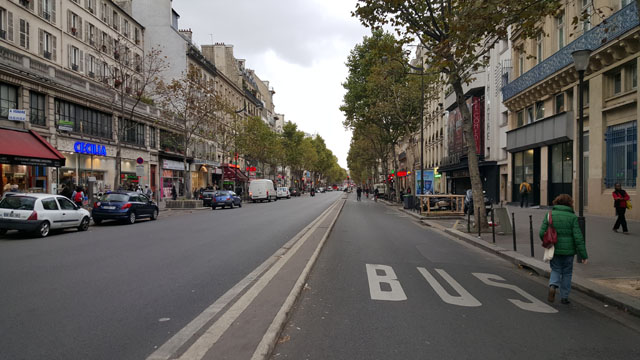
left=571, top=49, right=591, bottom=244
left=382, top=54, right=425, bottom=198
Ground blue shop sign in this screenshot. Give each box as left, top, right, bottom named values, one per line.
left=74, top=141, right=107, bottom=156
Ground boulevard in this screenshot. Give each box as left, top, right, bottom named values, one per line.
left=0, top=193, right=340, bottom=360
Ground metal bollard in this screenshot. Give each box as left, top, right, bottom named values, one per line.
left=467, top=210, right=471, bottom=233
left=491, top=206, right=496, bottom=243
left=529, top=215, right=534, bottom=257
left=512, top=212, right=517, bottom=251
left=478, top=208, right=481, bottom=238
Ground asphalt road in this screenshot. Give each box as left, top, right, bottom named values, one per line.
left=272, top=194, right=640, bottom=360
left=0, top=191, right=342, bottom=360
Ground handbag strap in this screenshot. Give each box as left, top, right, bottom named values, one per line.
left=548, top=211, right=553, bottom=226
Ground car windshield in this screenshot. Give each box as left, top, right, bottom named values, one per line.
left=0, top=196, right=36, bottom=210
left=202, top=192, right=215, bottom=196
left=100, top=193, right=130, bottom=202
left=215, top=191, right=232, bottom=196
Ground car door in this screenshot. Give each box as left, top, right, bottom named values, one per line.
left=56, top=197, right=82, bottom=228
left=138, top=194, right=152, bottom=216
left=40, top=197, right=63, bottom=229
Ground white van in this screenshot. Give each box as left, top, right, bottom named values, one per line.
left=249, top=179, right=277, bottom=202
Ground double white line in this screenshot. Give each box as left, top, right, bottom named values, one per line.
left=147, top=198, right=345, bottom=360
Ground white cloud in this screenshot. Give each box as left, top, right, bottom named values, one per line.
left=172, top=0, right=370, bottom=168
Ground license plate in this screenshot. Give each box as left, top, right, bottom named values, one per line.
left=3, top=212, right=20, bottom=218
left=103, top=206, right=116, bottom=210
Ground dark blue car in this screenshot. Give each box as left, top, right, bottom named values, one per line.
left=211, top=191, right=242, bottom=210
left=92, top=191, right=159, bottom=225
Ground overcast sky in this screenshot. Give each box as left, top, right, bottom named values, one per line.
left=172, top=0, right=371, bottom=169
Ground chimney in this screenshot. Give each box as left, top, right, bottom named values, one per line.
left=179, top=28, right=193, bottom=42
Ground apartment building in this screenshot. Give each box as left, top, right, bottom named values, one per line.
left=503, top=0, right=639, bottom=217
left=0, top=0, right=163, bottom=197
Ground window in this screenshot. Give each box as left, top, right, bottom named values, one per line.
left=555, top=93, right=564, bottom=114
left=536, top=33, right=543, bottom=64
left=19, top=19, right=29, bottom=49
left=112, top=10, right=118, bottom=30
left=582, top=81, right=589, bottom=105
left=149, top=127, right=157, bottom=149
left=556, top=12, right=564, bottom=50
left=0, top=82, right=18, bottom=119
left=88, top=23, right=95, bottom=45
left=625, top=62, right=637, bottom=91
left=57, top=197, right=76, bottom=210
left=70, top=45, right=82, bottom=71
left=526, top=106, right=534, bottom=124
left=69, top=12, right=80, bottom=36
left=41, top=0, right=56, bottom=23
left=516, top=110, right=524, bottom=127
left=87, top=54, right=95, bottom=76
left=86, top=0, right=96, bottom=14
left=134, top=27, right=140, bottom=44
left=518, top=52, right=524, bottom=76
left=0, top=7, right=10, bottom=41
left=119, top=118, right=145, bottom=146
left=513, top=149, right=534, bottom=187
left=101, top=2, right=108, bottom=23
left=605, top=121, right=637, bottom=188
left=41, top=198, right=59, bottom=210
left=123, top=20, right=129, bottom=37
left=534, top=101, right=544, bottom=120
left=55, top=99, right=112, bottom=138
left=39, top=29, right=56, bottom=61
left=622, top=0, right=633, bottom=8
left=19, top=0, right=34, bottom=11
left=30, top=92, right=46, bottom=126
left=582, top=0, right=592, bottom=32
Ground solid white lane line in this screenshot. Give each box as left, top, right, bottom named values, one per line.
left=146, top=200, right=340, bottom=360
left=176, top=201, right=339, bottom=360
left=251, top=199, right=346, bottom=360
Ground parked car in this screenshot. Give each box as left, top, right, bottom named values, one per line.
left=289, top=188, right=300, bottom=197
left=463, top=189, right=491, bottom=215
left=92, top=191, right=159, bottom=225
left=277, top=187, right=291, bottom=199
left=317, top=187, right=326, bottom=193
left=200, top=190, right=216, bottom=207
left=211, top=191, right=242, bottom=209
left=0, top=193, right=91, bottom=238
left=249, top=179, right=277, bottom=202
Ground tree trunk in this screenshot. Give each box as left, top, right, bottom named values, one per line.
left=452, top=78, right=487, bottom=230
left=114, top=145, right=122, bottom=190
left=391, top=144, right=399, bottom=202
left=183, top=138, right=191, bottom=199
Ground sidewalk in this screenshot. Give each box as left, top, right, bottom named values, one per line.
left=385, top=200, right=640, bottom=317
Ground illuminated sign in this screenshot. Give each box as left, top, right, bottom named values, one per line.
left=74, top=141, right=107, bottom=156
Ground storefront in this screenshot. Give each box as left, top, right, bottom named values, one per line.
left=191, top=159, right=220, bottom=191
left=58, top=139, right=114, bottom=194
left=223, top=164, right=249, bottom=194
left=0, top=128, right=65, bottom=196
left=161, top=158, right=186, bottom=198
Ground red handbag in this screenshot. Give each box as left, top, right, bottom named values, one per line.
left=542, top=211, right=557, bottom=248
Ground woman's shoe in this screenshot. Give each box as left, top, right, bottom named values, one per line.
left=548, top=286, right=556, bottom=302
left=561, top=298, right=571, bottom=305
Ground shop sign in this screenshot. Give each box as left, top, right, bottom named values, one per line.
left=74, top=141, right=107, bottom=156
left=0, top=155, right=64, bottom=167
left=8, top=109, right=26, bottom=122
left=193, top=159, right=220, bottom=167
left=135, top=164, right=145, bottom=177
left=163, top=159, right=185, bottom=171
left=58, top=120, right=74, bottom=132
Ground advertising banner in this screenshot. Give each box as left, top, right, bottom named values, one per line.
left=415, top=170, right=435, bottom=195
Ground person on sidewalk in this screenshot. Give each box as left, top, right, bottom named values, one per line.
left=612, top=183, right=630, bottom=234
left=356, top=187, right=362, bottom=201
left=539, top=194, right=588, bottom=305
left=519, top=180, right=531, bottom=208
left=171, top=184, right=177, bottom=201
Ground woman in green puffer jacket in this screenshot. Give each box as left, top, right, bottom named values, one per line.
left=539, top=194, right=588, bottom=305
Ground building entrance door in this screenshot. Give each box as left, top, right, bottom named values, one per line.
left=548, top=141, right=573, bottom=203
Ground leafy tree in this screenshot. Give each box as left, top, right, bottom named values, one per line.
left=237, top=117, right=279, bottom=177
left=353, top=0, right=561, bottom=226
left=155, top=65, right=229, bottom=199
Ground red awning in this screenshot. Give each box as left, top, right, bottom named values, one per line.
left=222, top=165, right=249, bottom=182
left=0, top=128, right=66, bottom=167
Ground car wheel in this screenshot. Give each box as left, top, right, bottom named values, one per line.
left=151, top=209, right=158, bottom=220
left=37, top=221, right=51, bottom=238
left=212, top=206, right=216, bottom=210
left=127, top=212, right=136, bottom=224
left=78, top=217, right=90, bottom=231
left=229, top=202, right=234, bottom=209
left=93, top=219, right=102, bottom=225
left=238, top=202, right=242, bottom=208
left=0, top=229, right=7, bottom=235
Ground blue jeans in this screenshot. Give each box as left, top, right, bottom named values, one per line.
left=549, top=254, right=575, bottom=299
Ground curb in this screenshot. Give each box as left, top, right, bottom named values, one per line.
left=396, top=206, right=640, bottom=318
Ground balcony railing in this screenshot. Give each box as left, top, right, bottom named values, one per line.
left=502, top=2, right=639, bottom=101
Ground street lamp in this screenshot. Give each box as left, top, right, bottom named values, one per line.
left=571, top=48, right=591, bottom=244
left=382, top=54, right=425, bottom=198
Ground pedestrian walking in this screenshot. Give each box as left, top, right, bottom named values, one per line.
left=374, top=187, right=379, bottom=202
left=612, top=183, right=630, bottom=233
left=72, top=186, right=85, bottom=208
left=519, top=180, right=531, bottom=207
left=171, top=184, right=177, bottom=201
left=539, top=194, right=588, bottom=304
left=144, top=184, right=152, bottom=199
left=356, top=187, right=362, bottom=201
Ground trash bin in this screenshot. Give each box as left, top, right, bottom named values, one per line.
left=403, top=194, right=414, bottom=209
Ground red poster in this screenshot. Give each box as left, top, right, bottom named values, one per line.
left=472, top=96, right=484, bottom=156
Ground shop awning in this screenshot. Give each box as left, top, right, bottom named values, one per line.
left=223, top=165, right=249, bottom=182
left=0, top=128, right=65, bottom=167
